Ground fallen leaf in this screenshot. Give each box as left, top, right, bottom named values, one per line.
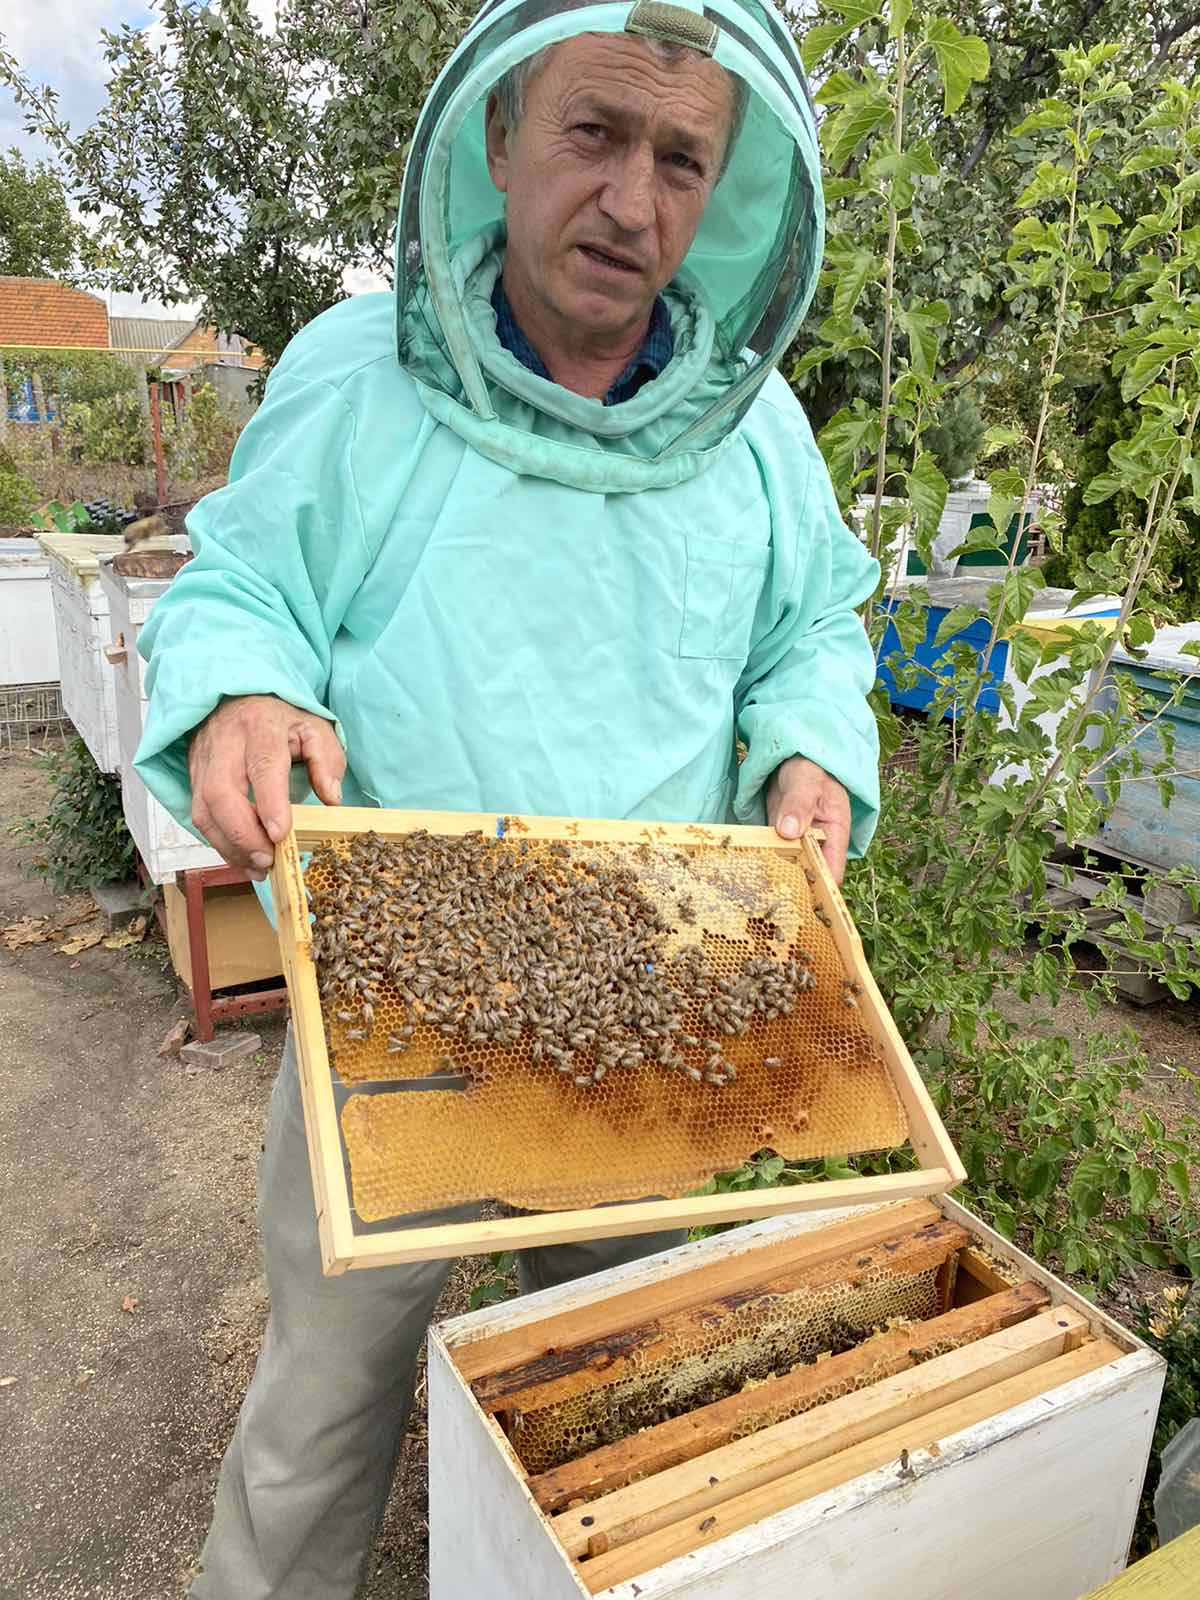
left=158, top=1018, right=191, bottom=1058
left=58, top=927, right=105, bottom=955
left=0, top=1375, right=17, bottom=1388
left=103, top=929, right=141, bottom=950
left=74, top=1369, right=93, bottom=1393
left=2, top=918, right=56, bottom=950
left=60, top=902, right=99, bottom=928
left=121, top=1294, right=139, bottom=1314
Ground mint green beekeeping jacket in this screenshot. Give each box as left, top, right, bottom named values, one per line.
left=134, top=0, right=881, bottom=857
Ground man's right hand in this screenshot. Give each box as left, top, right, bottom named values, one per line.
left=188, top=695, right=345, bottom=879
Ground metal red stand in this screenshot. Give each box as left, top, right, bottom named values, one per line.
left=144, top=859, right=289, bottom=1042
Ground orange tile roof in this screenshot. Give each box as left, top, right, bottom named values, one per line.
left=0, top=277, right=109, bottom=350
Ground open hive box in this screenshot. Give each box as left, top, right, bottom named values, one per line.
left=429, top=1197, right=1165, bottom=1600
left=270, top=807, right=965, bottom=1271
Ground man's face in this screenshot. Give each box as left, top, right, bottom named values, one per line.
left=485, top=34, right=733, bottom=346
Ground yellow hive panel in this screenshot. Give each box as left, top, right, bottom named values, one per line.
left=304, top=827, right=907, bottom=1222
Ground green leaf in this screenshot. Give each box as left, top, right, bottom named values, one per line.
left=1011, top=100, right=1072, bottom=136
left=1119, top=144, right=1177, bottom=176
left=981, top=424, right=1023, bottom=458
left=831, top=247, right=877, bottom=321
left=933, top=602, right=983, bottom=646
left=823, top=94, right=893, bottom=171
left=897, top=307, right=941, bottom=377
left=1128, top=1167, right=1158, bottom=1216
left=924, top=17, right=989, bottom=114
left=800, top=21, right=856, bottom=73
left=907, top=451, right=948, bottom=539
left=1068, top=1153, right=1111, bottom=1223
left=1165, top=1159, right=1191, bottom=1203
left=888, top=0, right=913, bottom=37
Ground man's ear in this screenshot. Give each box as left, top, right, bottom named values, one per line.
left=484, top=92, right=512, bottom=193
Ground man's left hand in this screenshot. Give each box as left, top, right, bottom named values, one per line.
left=766, top=756, right=851, bottom=883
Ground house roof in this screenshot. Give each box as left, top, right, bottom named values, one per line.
left=0, top=277, right=108, bottom=350
left=109, top=316, right=200, bottom=369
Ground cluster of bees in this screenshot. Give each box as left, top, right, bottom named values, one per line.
left=308, top=830, right=818, bottom=1089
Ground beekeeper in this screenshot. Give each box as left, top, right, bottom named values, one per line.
left=135, top=1, right=882, bottom=1592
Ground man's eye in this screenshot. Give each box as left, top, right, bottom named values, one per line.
left=575, top=123, right=607, bottom=139
left=667, top=151, right=702, bottom=174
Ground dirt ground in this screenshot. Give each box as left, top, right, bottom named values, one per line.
left=0, top=752, right=491, bottom=1599
left=1, top=748, right=1196, bottom=1597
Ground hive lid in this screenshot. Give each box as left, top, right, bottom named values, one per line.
left=270, top=807, right=965, bottom=1273
left=36, top=530, right=186, bottom=578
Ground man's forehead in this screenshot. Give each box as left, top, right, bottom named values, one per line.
left=541, top=34, right=733, bottom=140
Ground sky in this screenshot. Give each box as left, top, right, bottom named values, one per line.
left=0, top=0, right=391, bottom=319
left=1, top=1, right=195, bottom=316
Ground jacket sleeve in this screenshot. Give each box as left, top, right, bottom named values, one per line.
left=133, top=369, right=371, bottom=832
left=732, top=388, right=881, bottom=858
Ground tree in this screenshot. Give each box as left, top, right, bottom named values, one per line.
left=789, top=0, right=1200, bottom=432
left=0, top=0, right=470, bottom=370
left=0, top=149, right=80, bottom=278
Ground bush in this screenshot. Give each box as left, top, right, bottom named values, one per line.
left=64, top=391, right=168, bottom=468
left=924, top=389, right=985, bottom=485
left=18, top=738, right=137, bottom=890
left=180, top=381, right=239, bottom=476
left=0, top=457, right=38, bottom=526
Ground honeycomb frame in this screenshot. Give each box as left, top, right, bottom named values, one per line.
left=269, top=806, right=965, bottom=1274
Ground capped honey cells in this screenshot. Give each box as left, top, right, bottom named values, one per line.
left=305, top=827, right=907, bottom=1221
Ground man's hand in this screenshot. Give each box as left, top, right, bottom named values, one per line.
left=766, top=755, right=851, bottom=883
left=189, top=695, right=345, bottom=879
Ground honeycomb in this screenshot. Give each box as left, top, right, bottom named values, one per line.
left=491, top=1261, right=941, bottom=1477
left=305, top=826, right=907, bottom=1222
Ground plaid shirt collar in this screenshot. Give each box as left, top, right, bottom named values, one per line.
left=491, top=279, right=674, bottom=406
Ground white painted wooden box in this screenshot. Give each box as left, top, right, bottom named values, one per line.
left=0, top=538, right=58, bottom=686
left=428, top=1196, right=1163, bottom=1600
left=38, top=531, right=124, bottom=771
left=97, top=555, right=222, bottom=884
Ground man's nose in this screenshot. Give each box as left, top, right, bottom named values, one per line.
left=598, top=145, right=655, bottom=233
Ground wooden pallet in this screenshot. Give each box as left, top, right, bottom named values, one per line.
left=1029, top=836, right=1199, bottom=1006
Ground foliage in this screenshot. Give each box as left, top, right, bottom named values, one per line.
left=468, top=1250, right=517, bottom=1311
left=63, top=391, right=165, bottom=468
left=784, top=11, right=1200, bottom=1297
left=18, top=738, right=136, bottom=891
left=0, top=0, right=470, bottom=371
left=1045, top=373, right=1200, bottom=618
left=0, top=458, right=38, bottom=526
left=1134, top=1283, right=1200, bottom=1555
left=0, top=148, right=80, bottom=279
left=1, top=347, right=136, bottom=417
left=923, top=389, right=985, bottom=484
left=180, top=382, right=240, bottom=477
left=33, top=497, right=90, bottom=533
left=787, top=2, right=1200, bottom=436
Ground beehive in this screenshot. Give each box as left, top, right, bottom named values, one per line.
left=270, top=808, right=964, bottom=1271
left=429, top=1198, right=1165, bottom=1600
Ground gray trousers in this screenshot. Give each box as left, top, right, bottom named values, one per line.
left=191, top=1034, right=685, bottom=1599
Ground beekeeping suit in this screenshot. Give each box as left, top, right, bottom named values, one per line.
left=134, top=3, right=883, bottom=1595
left=135, top=0, right=880, bottom=859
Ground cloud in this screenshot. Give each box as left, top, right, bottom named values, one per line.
left=1, top=2, right=155, bottom=160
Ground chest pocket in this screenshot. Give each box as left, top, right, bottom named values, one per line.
left=678, top=532, right=772, bottom=662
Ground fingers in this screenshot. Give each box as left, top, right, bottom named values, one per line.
left=295, top=718, right=345, bottom=807
left=245, top=724, right=296, bottom=847
left=816, top=815, right=850, bottom=884
left=188, top=696, right=317, bottom=878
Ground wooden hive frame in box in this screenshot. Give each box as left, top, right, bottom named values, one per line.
left=269, top=806, right=965, bottom=1273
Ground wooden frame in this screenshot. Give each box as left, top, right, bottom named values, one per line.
left=269, top=805, right=966, bottom=1273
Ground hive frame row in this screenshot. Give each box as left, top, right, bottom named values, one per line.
left=269, top=806, right=966, bottom=1274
